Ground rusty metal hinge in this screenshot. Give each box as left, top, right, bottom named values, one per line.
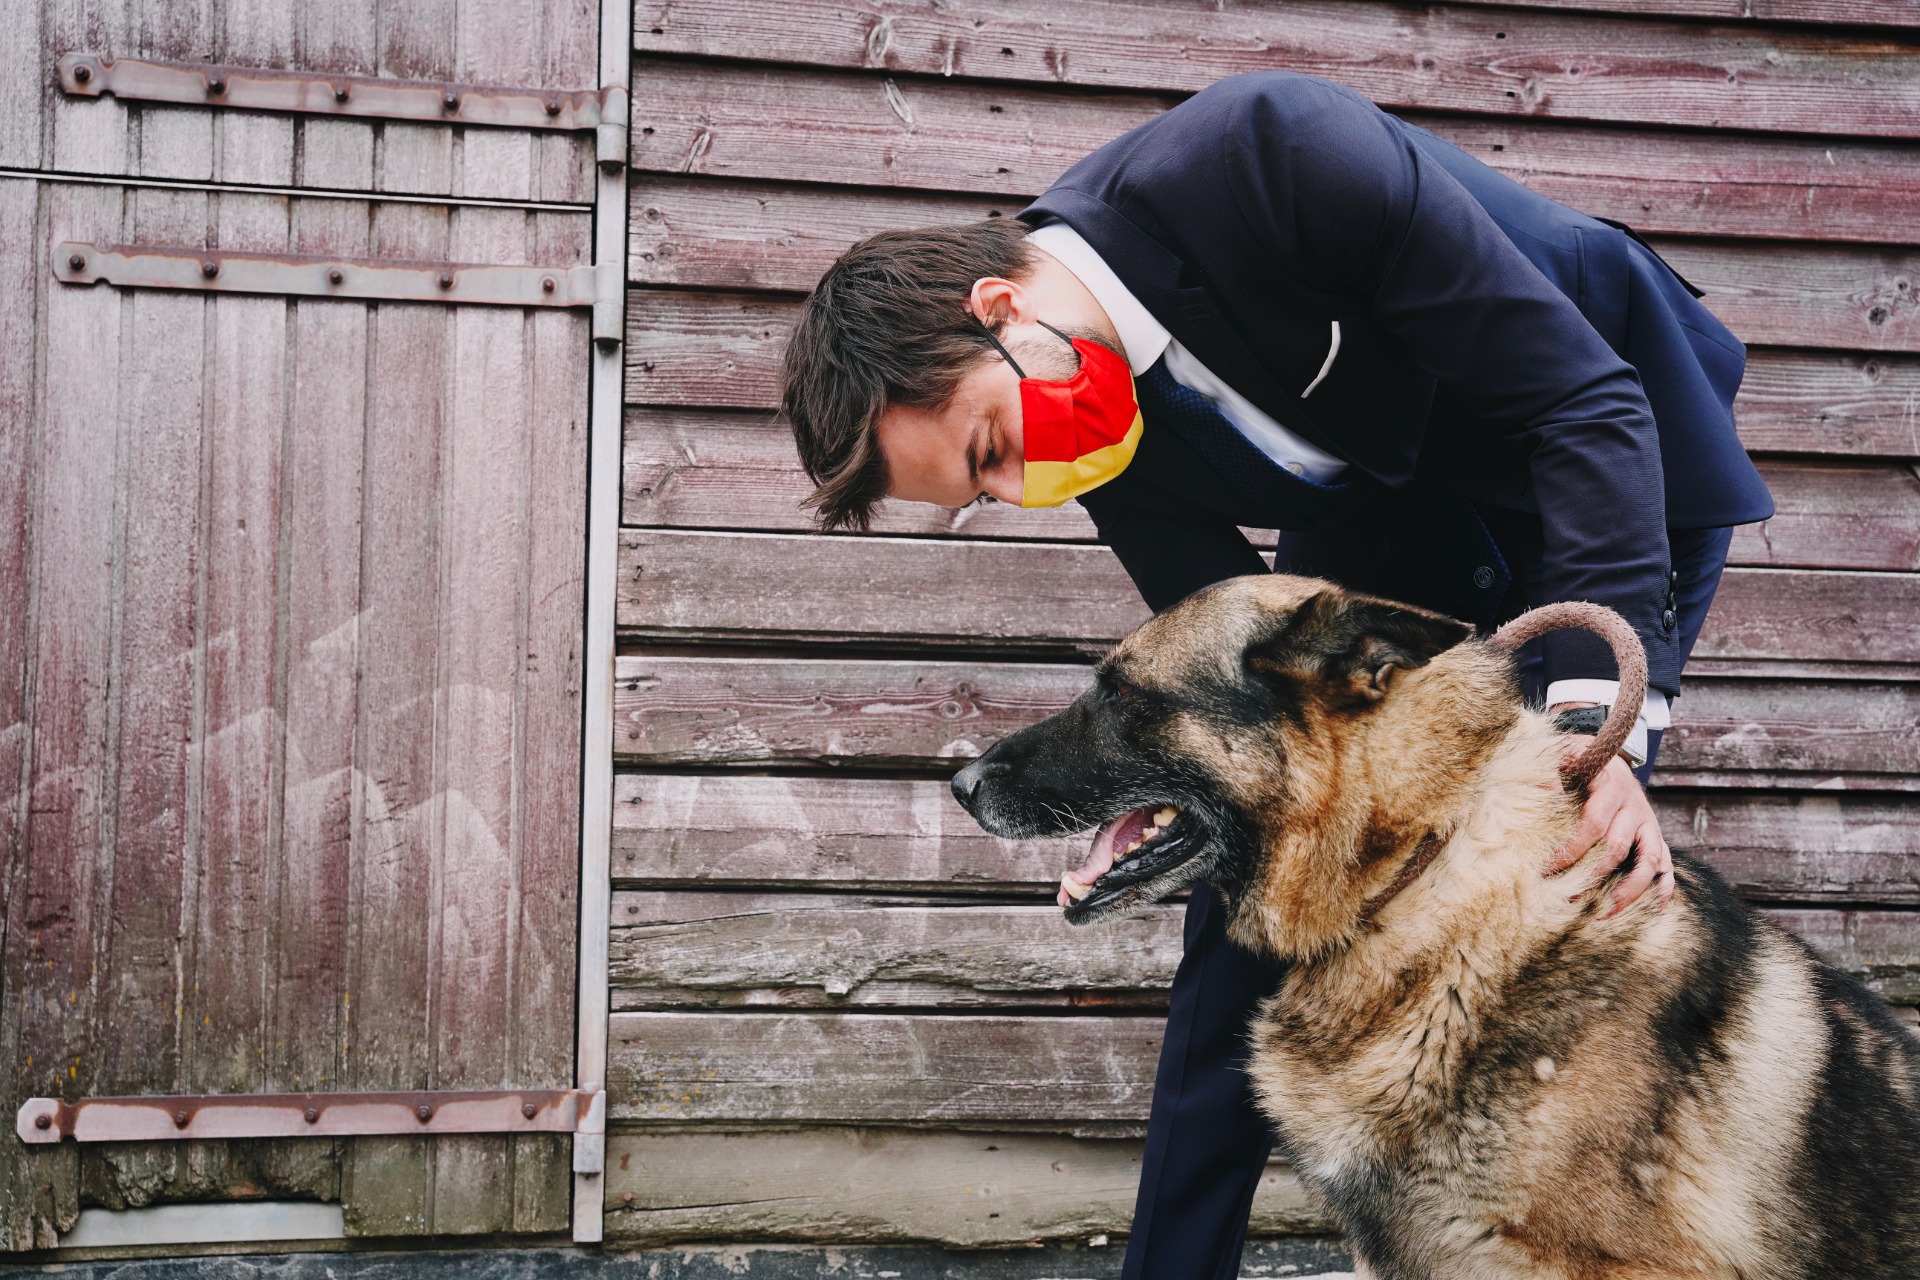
left=56, top=242, right=625, bottom=346
left=57, top=55, right=628, bottom=169
left=17, top=1089, right=608, bottom=1153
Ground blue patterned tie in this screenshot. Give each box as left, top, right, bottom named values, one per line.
left=1131, top=357, right=1353, bottom=526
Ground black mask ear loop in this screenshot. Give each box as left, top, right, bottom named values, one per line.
left=973, top=317, right=1027, bottom=379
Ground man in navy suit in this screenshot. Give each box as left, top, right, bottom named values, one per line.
left=781, top=71, right=1771, bottom=1279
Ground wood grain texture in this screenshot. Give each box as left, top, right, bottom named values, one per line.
left=614, top=529, right=1918, bottom=667
left=611, top=654, right=1918, bottom=785
left=1440, top=0, right=1920, bottom=32
left=625, top=292, right=1920, bottom=454
left=604, top=1128, right=1331, bottom=1245
left=632, top=0, right=1920, bottom=139
left=631, top=66, right=1920, bottom=246
left=622, top=411, right=1919, bottom=569
left=608, top=774, right=1920, bottom=905
left=18, top=0, right=594, bottom=199
left=610, top=925, right=1919, bottom=1121
left=609, top=1011, right=1166, bottom=1123
left=609, top=894, right=1180, bottom=1009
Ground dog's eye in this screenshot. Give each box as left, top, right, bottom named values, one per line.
left=1102, top=677, right=1142, bottom=706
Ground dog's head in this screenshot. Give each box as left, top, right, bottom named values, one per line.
left=952, top=574, right=1514, bottom=955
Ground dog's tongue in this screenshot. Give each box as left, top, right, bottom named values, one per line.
left=1058, top=806, right=1158, bottom=908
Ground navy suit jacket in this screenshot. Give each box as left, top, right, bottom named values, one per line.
left=1020, top=72, right=1772, bottom=692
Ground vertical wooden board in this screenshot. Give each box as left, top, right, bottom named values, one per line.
left=270, top=199, right=371, bottom=1095
left=91, top=184, right=206, bottom=1100
left=127, top=0, right=216, bottom=185
left=427, top=203, right=532, bottom=1235
left=46, top=0, right=131, bottom=176
left=532, top=0, right=599, bottom=205
left=507, top=210, right=592, bottom=1234
left=0, top=0, right=44, bottom=168
left=453, top=0, right=537, bottom=205
left=183, top=192, right=289, bottom=1097
left=372, top=0, right=456, bottom=197
left=292, top=2, right=378, bottom=191
left=207, top=0, right=297, bottom=188
left=4, top=180, right=126, bottom=1249
left=338, top=201, right=450, bottom=1238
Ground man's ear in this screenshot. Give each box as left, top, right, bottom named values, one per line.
left=1247, top=590, right=1474, bottom=705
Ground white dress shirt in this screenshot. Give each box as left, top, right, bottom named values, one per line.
left=1025, top=221, right=1669, bottom=751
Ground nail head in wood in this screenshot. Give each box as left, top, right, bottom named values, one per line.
left=304, top=1107, right=319, bottom=1123
left=71, top=63, right=91, bottom=85
left=442, top=90, right=460, bottom=111
left=437, top=271, right=454, bottom=289
left=522, top=1101, right=538, bottom=1118
left=200, top=258, right=219, bottom=278
left=33, top=1114, right=50, bottom=1130
left=173, top=1110, right=189, bottom=1129
left=67, top=253, right=85, bottom=271
left=327, top=268, right=344, bottom=285
left=541, top=276, right=556, bottom=293
left=206, top=75, right=225, bottom=95
left=415, top=1104, right=433, bottom=1122
left=334, top=84, right=350, bottom=102
left=545, top=98, right=562, bottom=116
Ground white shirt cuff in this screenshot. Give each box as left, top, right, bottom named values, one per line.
left=1546, top=679, right=1669, bottom=768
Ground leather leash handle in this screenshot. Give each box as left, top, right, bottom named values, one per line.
left=1487, top=601, right=1649, bottom=792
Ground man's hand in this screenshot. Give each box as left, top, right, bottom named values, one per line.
left=1546, top=725, right=1673, bottom=916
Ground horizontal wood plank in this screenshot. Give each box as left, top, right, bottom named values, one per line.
left=615, top=530, right=1920, bottom=667
left=623, top=413, right=1920, bottom=570
left=604, top=1128, right=1331, bottom=1244
left=609, top=894, right=1179, bottom=1009
left=632, top=3, right=1920, bottom=139
left=611, top=926, right=1920, bottom=1120
left=613, top=654, right=1920, bottom=784
left=610, top=775, right=1920, bottom=905
left=608, top=1011, right=1167, bottom=1123
left=633, top=67, right=1920, bottom=247
left=626, top=292, right=1920, bottom=448
left=1440, top=0, right=1920, bottom=31
left=1655, top=239, right=1920, bottom=354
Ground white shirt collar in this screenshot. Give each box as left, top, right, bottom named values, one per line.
left=1025, top=221, right=1170, bottom=376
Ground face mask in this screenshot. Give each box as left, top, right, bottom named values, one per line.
left=978, top=321, right=1143, bottom=508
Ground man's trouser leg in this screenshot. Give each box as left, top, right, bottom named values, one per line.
left=1120, top=881, right=1288, bottom=1280
left=1116, top=521, right=1734, bottom=1279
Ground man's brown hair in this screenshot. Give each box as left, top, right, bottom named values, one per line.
left=782, top=218, right=1038, bottom=531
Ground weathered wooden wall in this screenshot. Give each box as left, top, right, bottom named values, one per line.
left=608, top=0, right=1920, bottom=1250
left=0, top=0, right=597, bottom=1251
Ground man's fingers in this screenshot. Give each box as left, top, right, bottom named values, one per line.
left=1548, top=796, right=1626, bottom=875
left=1605, top=818, right=1673, bottom=916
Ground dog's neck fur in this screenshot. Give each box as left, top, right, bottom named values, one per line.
left=1224, top=641, right=1569, bottom=962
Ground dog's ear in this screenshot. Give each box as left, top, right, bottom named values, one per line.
left=1247, top=590, right=1474, bottom=705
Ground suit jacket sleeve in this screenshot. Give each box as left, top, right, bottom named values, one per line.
left=1222, top=76, right=1676, bottom=688
left=1077, top=492, right=1269, bottom=616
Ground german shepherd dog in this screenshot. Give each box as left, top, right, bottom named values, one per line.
left=950, top=574, right=1920, bottom=1279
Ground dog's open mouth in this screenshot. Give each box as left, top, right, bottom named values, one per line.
left=1057, top=804, right=1204, bottom=923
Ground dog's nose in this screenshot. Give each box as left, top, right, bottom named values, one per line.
left=950, top=759, right=991, bottom=811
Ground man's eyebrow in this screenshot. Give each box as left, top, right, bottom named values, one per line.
left=965, top=420, right=983, bottom=486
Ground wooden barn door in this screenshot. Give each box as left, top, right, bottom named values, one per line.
left=602, top=0, right=1920, bottom=1257
left=0, top=0, right=611, bottom=1249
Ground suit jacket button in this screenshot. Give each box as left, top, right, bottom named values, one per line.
left=1472, top=565, right=1495, bottom=590
left=1661, top=608, right=1677, bottom=631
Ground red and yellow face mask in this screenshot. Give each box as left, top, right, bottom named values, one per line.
left=979, top=321, right=1143, bottom=508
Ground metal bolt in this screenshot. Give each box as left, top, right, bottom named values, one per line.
left=442, top=89, right=460, bottom=111
left=437, top=271, right=454, bottom=290
left=201, top=258, right=219, bottom=278
left=173, top=1110, right=190, bottom=1129
left=327, top=268, right=344, bottom=285
left=72, top=63, right=92, bottom=85
left=66, top=253, right=85, bottom=272
left=206, top=75, right=226, bottom=95
left=415, top=1104, right=433, bottom=1122
left=522, top=1101, right=537, bottom=1119
left=334, top=84, right=350, bottom=103
left=545, top=98, right=562, bottom=116
left=33, top=1114, right=50, bottom=1130
left=540, top=276, right=556, bottom=294
left=304, top=1107, right=319, bottom=1123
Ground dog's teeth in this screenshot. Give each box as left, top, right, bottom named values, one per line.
left=1153, top=807, right=1177, bottom=826
left=1062, top=876, right=1092, bottom=902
